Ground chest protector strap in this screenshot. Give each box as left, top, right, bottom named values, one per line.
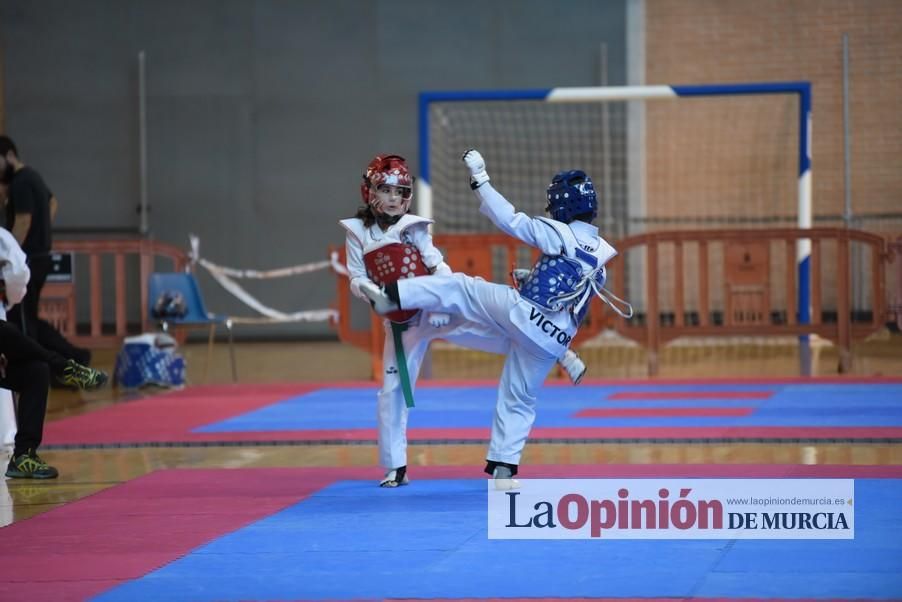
left=534, top=217, right=633, bottom=319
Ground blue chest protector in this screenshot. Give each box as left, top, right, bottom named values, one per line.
left=518, top=217, right=621, bottom=323
left=520, top=255, right=605, bottom=323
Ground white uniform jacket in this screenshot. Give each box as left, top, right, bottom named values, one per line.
left=474, top=183, right=617, bottom=356
left=0, top=228, right=30, bottom=319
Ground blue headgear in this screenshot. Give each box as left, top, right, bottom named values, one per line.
left=546, top=170, right=597, bottom=223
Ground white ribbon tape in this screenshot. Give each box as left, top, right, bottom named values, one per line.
left=189, top=234, right=341, bottom=323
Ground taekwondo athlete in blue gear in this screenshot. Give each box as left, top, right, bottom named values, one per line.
left=362, top=150, right=629, bottom=490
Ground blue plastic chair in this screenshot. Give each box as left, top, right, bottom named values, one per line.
left=147, top=272, right=237, bottom=382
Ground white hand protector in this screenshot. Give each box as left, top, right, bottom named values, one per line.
left=431, top=261, right=453, bottom=277
left=461, top=149, right=490, bottom=189
left=427, top=312, right=451, bottom=328
left=358, top=280, right=383, bottom=301
left=359, top=281, right=399, bottom=315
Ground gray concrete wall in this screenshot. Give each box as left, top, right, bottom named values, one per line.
left=0, top=0, right=627, bottom=338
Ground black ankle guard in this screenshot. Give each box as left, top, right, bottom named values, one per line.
left=484, top=460, right=518, bottom=477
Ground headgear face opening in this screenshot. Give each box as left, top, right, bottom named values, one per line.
left=360, top=154, right=414, bottom=216
left=546, top=170, right=598, bottom=224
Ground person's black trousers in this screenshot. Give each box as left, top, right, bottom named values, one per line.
left=0, top=359, right=50, bottom=456
left=0, top=319, right=66, bottom=456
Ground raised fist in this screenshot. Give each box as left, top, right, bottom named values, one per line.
left=461, top=149, right=485, bottom=174
left=461, top=149, right=490, bottom=189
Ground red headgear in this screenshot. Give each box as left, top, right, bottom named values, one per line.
left=360, top=154, right=414, bottom=206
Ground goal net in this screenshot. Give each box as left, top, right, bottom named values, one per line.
left=421, top=85, right=804, bottom=240
left=417, top=84, right=831, bottom=378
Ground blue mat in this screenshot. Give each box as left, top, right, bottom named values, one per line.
left=93, top=478, right=902, bottom=600
left=193, top=383, right=902, bottom=432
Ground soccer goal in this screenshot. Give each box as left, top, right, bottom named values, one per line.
left=416, top=83, right=818, bottom=376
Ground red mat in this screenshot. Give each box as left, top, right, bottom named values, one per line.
left=608, top=390, right=774, bottom=400
left=575, top=407, right=755, bottom=418
left=3, top=464, right=902, bottom=602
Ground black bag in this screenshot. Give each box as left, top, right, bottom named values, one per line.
left=152, top=290, right=188, bottom=319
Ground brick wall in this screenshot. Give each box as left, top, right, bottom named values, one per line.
left=644, top=0, right=901, bottom=314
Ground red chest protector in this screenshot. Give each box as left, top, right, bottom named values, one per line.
left=363, top=242, right=430, bottom=323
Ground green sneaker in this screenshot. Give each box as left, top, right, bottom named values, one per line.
left=6, top=450, right=59, bottom=479
left=59, top=359, right=109, bottom=390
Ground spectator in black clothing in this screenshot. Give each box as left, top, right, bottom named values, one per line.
left=0, top=216, right=108, bottom=479
left=0, top=135, right=91, bottom=366
left=0, top=319, right=108, bottom=479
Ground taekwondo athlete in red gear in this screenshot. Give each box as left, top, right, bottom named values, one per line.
left=340, top=155, right=588, bottom=488
left=341, top=154, right=498, bottom=488
left=362, top=150, right=629, bottom=490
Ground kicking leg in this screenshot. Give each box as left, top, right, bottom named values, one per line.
left=367, top=275, right=585, bottom=382
left=397, top=276, right=584, bottom=382
left=364, top=273, right=516, bottom=328
left=399, top=274, right=526, bottom=336
left=437, top=317, right=510, bottom=356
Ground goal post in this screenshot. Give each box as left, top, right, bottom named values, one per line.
left=417, top=81, right=812, bottom=333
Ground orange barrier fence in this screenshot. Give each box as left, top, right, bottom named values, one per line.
left=38, top=239, right=188, bottom=348
left=31, top=230, right=893, bottom=374
left=330, top=256, right=385, bottom=381
left=332, top=228, right=892, bottom=377
left=609, top=228, right=888, bottom=374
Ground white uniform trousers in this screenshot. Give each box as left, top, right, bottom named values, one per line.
left=397, top=273, right=558, bottom=466
left=378, top=313, right=509, bottom=470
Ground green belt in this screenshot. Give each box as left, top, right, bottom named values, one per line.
left=390, top=321, right=415, bottom=408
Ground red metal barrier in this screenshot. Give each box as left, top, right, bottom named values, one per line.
left=38, top=239, right=188, bottom=349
